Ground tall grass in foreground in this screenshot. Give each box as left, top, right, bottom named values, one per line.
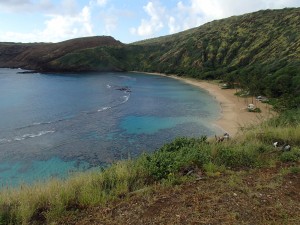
left=0, top=110, right=300, bottom=224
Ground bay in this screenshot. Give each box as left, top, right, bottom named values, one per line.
left=0, top=68, right=221, bottom=187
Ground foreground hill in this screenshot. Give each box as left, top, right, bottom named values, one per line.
left=0, top=109, right=299, bottom=224
left=61, top=166, right=300, bottom=225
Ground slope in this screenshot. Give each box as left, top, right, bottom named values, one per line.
left=0, top=36, right=123, bottom=71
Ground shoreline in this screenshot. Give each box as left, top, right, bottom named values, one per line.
left=131, top=71, right=275, bottom=136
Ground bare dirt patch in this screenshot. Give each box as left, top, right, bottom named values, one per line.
left=61, top=164, right=300, bottom=225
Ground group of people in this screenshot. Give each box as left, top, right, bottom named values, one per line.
left=214, top=133, right=291, bottom=151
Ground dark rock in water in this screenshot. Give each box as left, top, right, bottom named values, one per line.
left=115, top=87, right=131, bottom=92
left=17, top=70, right=38, bottom=74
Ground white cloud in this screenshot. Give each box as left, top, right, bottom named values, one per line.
left=0, top=0, right=118, bottom=42
left=173, top=0, right=300, bottom=31
left=96, top=0, right=107, bottom=7
left=0, top=5, right=94, bottom=42
left=0, top=0, right=38, bottom=12
left=103, top=14, right=118, bottom=34
left=0, top=0, right=81, bottom=15
left=42, top=5, right=94, bottom=41
left=130, top=1, right=165, bottom=37
left=129, top=0, right=300, bottom=40
left=168, top=16, right=180, bottom=34
left=1, top=0, right=300, bottom=43
left=60, top=0, right=79, bottom=16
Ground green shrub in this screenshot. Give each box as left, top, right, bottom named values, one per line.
left=159, top=136, right=207, bottom=152
left=267, top=109, right=300, bottom=127
left=215, top=147, right=256, bottom=168
left=280, top=149, right=300, bottom=162
left=203, top=162, right=226, bottom=176
left=142, top=137, right=210, bottom=181
left=247, top=107, right=261, bottom=113
left=289, top=166, right=300, bottom=174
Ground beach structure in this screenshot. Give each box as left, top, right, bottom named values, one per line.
left=247, top=104, right=256, bottom=111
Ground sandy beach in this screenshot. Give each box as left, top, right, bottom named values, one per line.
left=133, top=72, right=276, bottom=136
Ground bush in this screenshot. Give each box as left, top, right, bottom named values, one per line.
left=280, top=149, right=300, bottom=162
left=142, top=137, right=210, bottom=181
left=289, top=166, right=300, bottom=174
left=159, top=136, right=207, bottom=152
left=215, top=147, right=256, bottom=168
left=203, top=162, right=226, bottom=176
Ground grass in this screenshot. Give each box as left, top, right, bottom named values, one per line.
left=0, top=109, right=299, bottom=224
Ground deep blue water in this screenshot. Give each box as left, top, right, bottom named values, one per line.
left=0, top=68, right=221, bottom=187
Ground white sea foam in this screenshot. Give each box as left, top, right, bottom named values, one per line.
left=0, top=138, right=11, bottom=144
left=98, top=106, right=111, bottom=112
left=106, top=84, right=111, bottom=88
left=30, top=130, right=55, bottom=137
left=14, top=131, right=55, bottom=141
left=17, top=121, right=52, bottom=130
left=121, top=95, right=130, bottom=103
left=33, top=121, right=51, bottom=125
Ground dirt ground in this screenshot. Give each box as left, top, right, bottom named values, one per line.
left=60, top=164, right=300, bottom=225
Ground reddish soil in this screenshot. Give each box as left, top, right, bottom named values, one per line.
left=61, top=164, right=300, bottom=225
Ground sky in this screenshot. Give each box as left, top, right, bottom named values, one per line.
left=0, top=0, right=300, bottom=43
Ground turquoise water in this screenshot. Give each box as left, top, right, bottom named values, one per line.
left=121, top=116, right=205, bottom=135
left=0, top=157, right=89, bottom=187
left=0, top=69, right=221, bottom=187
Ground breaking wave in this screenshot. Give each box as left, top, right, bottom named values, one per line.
left=0, top=131, right=55, bottom=144
left=98, top=106, right=112, bottom=112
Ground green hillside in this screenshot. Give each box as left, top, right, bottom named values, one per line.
left=0, top=8, right=299, bottom=109
left=132, top=8, right=300, bottom=77
left=51, top=8, right=300, bottom=110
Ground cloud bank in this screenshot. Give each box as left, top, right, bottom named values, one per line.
left=0, top=0, right=300, bottom=42
left=132, top=0, right=300, bottom=38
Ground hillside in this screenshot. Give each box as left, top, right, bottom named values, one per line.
left=61, top=166, right=300, bottom=225
left=132, top=8, right=300, bottom=76
left=1, top=8, right=299, bottom=109
left=0, top=36, right=123, bottom=71
left=51, top=8, right=300, bottom=76
left=0, top=8, right=300, bottom=107
left=1, top=8, right=300, bottom=76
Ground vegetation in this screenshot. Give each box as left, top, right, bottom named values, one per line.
left=0, top=8, right=299, bottom=224
left=0, top=109, right=299, bottom=224
left=58, top=8, right=300, bottom=111
left=1, top=8, right=299, bottom=110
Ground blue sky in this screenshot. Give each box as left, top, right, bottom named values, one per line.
left=0, top=0, right=300, bottom=43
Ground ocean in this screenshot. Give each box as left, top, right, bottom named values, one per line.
left=0, top=68, right=221, bottom=187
